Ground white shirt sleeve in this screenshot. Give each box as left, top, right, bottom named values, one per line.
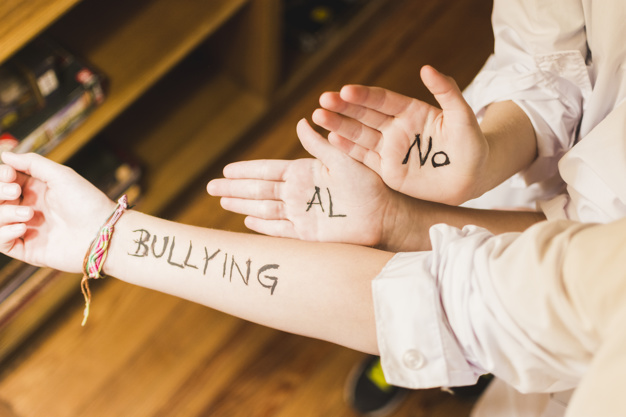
left=463, top=0, right=591, bottom=187
left=373, top=220, right=596, bottom=393
left=540, top=100, right=626, bottom=223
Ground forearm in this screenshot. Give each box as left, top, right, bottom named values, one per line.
left=477, top=100, right=538, bottom=195
left=103, top=210, right=394, bottom=354
left=381, top=196, right=546, bottom=252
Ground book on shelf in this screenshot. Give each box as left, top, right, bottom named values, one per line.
left=0, top=37, right=106, bottom=155
left=0, top=138, right=142, bottom=362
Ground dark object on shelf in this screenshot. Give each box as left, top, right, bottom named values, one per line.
left=285, top=0, right=369, bottom=52
left=0, top=39, right=60, bottom=132
left=0, top=38, right=106, bottom=155
left=66, top=137, right=143, bottom=204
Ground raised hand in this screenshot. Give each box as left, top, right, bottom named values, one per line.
left=0, top=152, right=116, bottom=273
left=313, top=65, right=488, bottom=205
left=207, top=119, right=406, bottom=247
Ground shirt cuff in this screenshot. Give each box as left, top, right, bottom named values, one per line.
left=372, top=251, right=479, bottom=389
left=464, top=50, right=590, bottom=187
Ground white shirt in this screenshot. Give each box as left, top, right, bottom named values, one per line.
left=373, top=0, right=626, bottom=415
left=463, top=0, right=626, bottom=222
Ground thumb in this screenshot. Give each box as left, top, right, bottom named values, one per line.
left=420, top=65, right=471, bottom=114
left=296, top=118, right=341, bottom=167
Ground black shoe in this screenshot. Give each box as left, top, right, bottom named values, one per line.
left=447, top=374, right=494, bottom=398
left=345, top=355, right=407, bottom=416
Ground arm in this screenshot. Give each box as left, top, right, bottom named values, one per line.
left=375, top=217, right=611, bottom=392
left=381, top=197, right=545, bottom=252
left=106, top=211, right=393, bottom=354
left=476, top=100, right=537, bottom=192
left=0, top=151, right=392, bottom=354
left=0, top=152, right=607, bottom=397
left=463, top=0, right=588, bottom=187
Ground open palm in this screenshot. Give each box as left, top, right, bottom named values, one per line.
left=314, top=65, right=488, bottom=205
left=207, top=119, right=400, bottom=247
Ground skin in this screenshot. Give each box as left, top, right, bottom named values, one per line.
left=0, top=72, right=543, bottom=354
left=312, top=65, right=538, bottom=205
left=208, top=119, right=545, bottom=252
left=0, top=151, right=391, bottom=354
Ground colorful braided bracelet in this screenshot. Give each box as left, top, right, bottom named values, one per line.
left=80, top=195, right=129, bottom=326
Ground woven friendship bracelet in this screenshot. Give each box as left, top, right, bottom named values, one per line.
left=80, top=195, right=129, bottom=326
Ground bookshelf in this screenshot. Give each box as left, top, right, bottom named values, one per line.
left=0, top=0, right=389, bottom=361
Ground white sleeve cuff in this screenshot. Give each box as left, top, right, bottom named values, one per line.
left=372, top=251, right=481, bottom=389
left=464, top=49, right=591, bottom=187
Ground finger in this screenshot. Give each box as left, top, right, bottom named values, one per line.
left=0, top=182, right=22, bottom=201
left=0, top=223, right=27, bottom=254
left=220, top=197, right=285, bottom=220
left=0, top=205, right=34, bottom=224
left=1, top=152, right=73, bottom=183
left=420, top=65, right=472, bottom=114
left=244, top=217, right=298, bottom=239
left=208, top=178, right=282, bottom=200
left=222, top=160, right=290, bottom=181
left=338, top=85, right=414, bottom=117
left=318, top=91, right=390, bottom=130
left=328, top=133, right=382, bottom=175
left=0, top=164, right=17, bottom=182
left=0, top=158, right=20, bottom=200
left=312, top=109, right=383, bottom=152
left=296, top=118, right=343, bottom=166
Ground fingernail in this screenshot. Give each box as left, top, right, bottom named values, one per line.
left=3, top=184, right=19, bottom=196
left=16, top=207, right=31, bottom=218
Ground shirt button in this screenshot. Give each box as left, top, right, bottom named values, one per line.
left=403, top=349, right=426, bottom=370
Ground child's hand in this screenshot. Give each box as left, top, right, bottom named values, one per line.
left=207, top=119, right=403, bottom=247
left=0, top=152, right=116, bottom=273
left=313, top=65, right=488, bottom=205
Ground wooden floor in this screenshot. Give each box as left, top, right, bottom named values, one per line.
left=0, top=1, right=494, bottom=416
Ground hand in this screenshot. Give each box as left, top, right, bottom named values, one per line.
left=313, top=65, right=488, bottom=205
left=0, top=152, right=116, bottom=273
left=207, top=119, right=405, bottom=247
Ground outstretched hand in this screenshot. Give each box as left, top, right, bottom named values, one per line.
left=0, top=152, right=116, bottom=273
left=207, top=119, right=404, bottom=247
left=313, top=65, right=488, bottom=205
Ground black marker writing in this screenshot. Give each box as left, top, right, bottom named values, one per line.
left=151, top=235, right=169, bottom=258
left=167, top=236, right=184, bottom=268
left=327, top=188, right=346, bottom=218
left=432, top=151, right=450, bottom=168
left=306, top=186, right=324, bottom=212
left=230, top=256, right=251, bottom=285
left=130, top=229, right=151, bottom=257
left=128, top=229, right=280, bottom=295
left=258, top=264, right=279, bottom=295
left=203, top=248, right=221, bottom=275
left=306, top=186, right=346, bottom=217
left=402, top=134, right=450, bottom=168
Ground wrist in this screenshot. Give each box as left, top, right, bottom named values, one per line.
left=378, top=194, right=433, bottom=252
left=477, top=101, right=538, bottom=195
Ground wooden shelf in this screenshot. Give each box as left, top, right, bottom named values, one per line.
left=0, top=0, right=267, bottom=365
left=277, top=0, right=390, bottom=101
left=0, top=0, right=395, bottom=367
left=44, top=0, right=250, bottom=163
left=105, top=63, right=267, bottom=214
left=0, top=269, right=76, bottom=360
left=0, top=0, right=82, bottom=65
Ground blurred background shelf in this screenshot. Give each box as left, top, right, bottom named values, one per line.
left=0, top=1, right=495, bottom=416
left=0, top=0, right=393, bottom=366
